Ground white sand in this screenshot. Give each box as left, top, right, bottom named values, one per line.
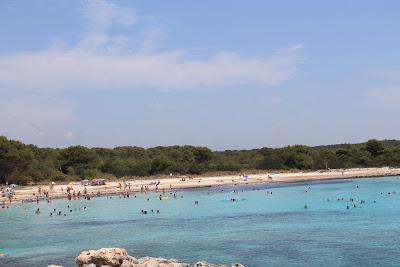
left=3, top=167, right=400, bottom=203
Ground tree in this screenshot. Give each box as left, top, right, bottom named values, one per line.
left=366, top=139, right=385, bottom=157
left=257, top=148, right=283, bottom=169
left=0, top=136, right=34, bottom=184
left=102, top=159, right=130, bottom=177
left=193, top=147, right=213, bottom=163
left=60, top=146, right=101, bottom=177
left=150, top=156, right=172, bottom=174
left=279, top=146, right=314, bottom=170
left=1, top=135, right=400, bottom=184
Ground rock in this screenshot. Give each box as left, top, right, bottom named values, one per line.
left=75, top=248, right=244, bottom=267
left=194, top=262, right=227, bottom=267
left=76, top=248, right=133, bottom=267
left=137, top=257, right=189, bottom=267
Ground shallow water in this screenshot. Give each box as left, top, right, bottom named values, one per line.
left=2, top=176, right=400, bottom=267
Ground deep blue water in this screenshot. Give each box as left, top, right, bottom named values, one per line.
left=2, top=176, right=400, bottom=266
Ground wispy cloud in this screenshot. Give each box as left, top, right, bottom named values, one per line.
left=0, top=0, right=303, bottom=94
left=0, top=44, right=303, bottom=93
left=0, top=0, right=303, bottom=146
left=139, top=28, right=168, bottom=53
left=82, top=0, right=138, bottom=32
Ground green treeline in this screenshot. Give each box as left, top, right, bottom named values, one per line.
left=1, top=136, right=400, bottom=185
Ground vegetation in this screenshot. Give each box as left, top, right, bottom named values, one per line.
left=1, top=136, right=400, bottom=185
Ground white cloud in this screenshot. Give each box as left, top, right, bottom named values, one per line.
left=0, top=0, right=303, bottom=94
left=0, top=0, right=304, bottom=146
left=0, top=44, right=303, bottom=94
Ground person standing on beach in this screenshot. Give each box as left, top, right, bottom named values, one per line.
left=8, top=192, right=12, bottom=203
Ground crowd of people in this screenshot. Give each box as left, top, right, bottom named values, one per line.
left=1, top=185, right=15, bottom=208
left=2, top=177, right=400, bottom=219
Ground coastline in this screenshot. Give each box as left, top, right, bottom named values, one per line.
left=3, top=167, right=400, bottom=204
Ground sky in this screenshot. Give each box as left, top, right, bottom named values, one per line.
left=1, top=0, right=400, bottom=150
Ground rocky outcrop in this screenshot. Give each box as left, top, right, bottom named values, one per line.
left=193, top=261, right=228, bottom=267
left=195, top=263, right=245, bottom=267
left=74, top=248, right=244, bottom=267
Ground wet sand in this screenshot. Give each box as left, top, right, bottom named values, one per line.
left=3, top=167, right=400, bottom=203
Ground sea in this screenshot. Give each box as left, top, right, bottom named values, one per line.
left=1, top=176, right=400, bottom=267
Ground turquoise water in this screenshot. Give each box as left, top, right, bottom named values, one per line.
left=2, top=177, right=400, bottom=267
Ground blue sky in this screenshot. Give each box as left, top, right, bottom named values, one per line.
left=1, top=0, right=400, bottom=150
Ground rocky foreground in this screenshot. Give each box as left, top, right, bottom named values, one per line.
left=49, top=248, right=245, bottom=267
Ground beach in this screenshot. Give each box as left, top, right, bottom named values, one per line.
left=3, top=174, right=400, bottom=266
left=3, top=167, right=400, bottom=203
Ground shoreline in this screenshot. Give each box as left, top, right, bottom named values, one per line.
left=2, top=167, right=400, bottom=204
